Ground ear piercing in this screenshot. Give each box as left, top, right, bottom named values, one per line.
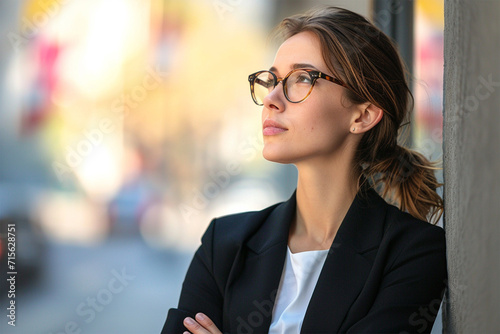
left=352, top=127, right=356, bottom=132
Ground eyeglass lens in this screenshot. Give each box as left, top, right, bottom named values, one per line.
left=253, top=70, right=314, bottom=105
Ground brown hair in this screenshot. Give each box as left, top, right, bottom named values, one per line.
left=275, top=6, right=443, bottom=224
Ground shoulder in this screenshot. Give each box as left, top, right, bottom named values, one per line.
left=206, top=201, right=282, bottom=245
left=350, top=187, right=445, bottom=256
left=195, top=201, right=286, bottom=288
left=362, top=187, right=444, bottom=239
left=384, top=202, right=445, bottom=242
left=198, top=190, right=295, bottom=265
left=379, top=201, right=446, bottom=270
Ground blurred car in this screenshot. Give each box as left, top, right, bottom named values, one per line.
left=107, top=177, right=160, bottom=236
left=0, top=184, right=47, bottom=293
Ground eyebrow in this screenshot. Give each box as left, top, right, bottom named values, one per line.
left=268, top=63, right=320, bottom=74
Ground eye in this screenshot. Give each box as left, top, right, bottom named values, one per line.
left=293, top=72, right=312, bottom=84
left=255, top=72, right=275, bottom=89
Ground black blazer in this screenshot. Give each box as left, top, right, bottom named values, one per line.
left=161, top=187, right=447, bottom=333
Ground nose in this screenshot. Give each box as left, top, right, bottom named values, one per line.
left=263, top=81, right=285, bottom=112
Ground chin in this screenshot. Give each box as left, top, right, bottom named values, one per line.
left=262, top=147, right=297, bottom=164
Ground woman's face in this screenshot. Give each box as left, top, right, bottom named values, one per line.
left=261, top=31, right=358, bottom=165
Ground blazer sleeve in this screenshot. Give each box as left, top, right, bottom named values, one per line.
left=160, top=219, right=224, bottom=334
left=346, top=225, right=447, bottom=334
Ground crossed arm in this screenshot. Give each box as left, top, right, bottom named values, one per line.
left=162, top=217, right=447, bottom=333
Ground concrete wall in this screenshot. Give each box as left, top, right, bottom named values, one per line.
left=443, top=0, right=500, bottom=332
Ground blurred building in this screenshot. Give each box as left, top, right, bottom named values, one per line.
left=0, top=1, right=454, bottom=332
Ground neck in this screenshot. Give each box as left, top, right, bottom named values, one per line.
left=290, top=156, right=359, bottom=251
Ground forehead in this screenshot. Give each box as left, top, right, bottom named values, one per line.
left=272, top=31, right=328, bottom=75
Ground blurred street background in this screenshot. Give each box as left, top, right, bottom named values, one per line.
left=0, top=0, right=444, bottom=333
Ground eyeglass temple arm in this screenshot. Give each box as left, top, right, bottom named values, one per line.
left=317, top=72, right=347, bottom=87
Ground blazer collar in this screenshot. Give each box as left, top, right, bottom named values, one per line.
left=246, top=185, right=388, bottom=255
left=226, top=186, right=389, bottom=333
left=245, top=189, right=296, bottom=254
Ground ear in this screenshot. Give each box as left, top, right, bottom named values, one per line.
left=350, top=103, right=384, bottom=134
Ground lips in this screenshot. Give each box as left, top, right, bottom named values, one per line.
left=263, top=119, right=288, bottom=136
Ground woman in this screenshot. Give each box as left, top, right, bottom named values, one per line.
left=161, top=6, right=447, bottom=334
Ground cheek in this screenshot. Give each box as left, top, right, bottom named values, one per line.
left=292, top=118, right=332, bottom=146
left=307, top=105, right=340, bottom=130
left=303, top=104, right=351, bottom=141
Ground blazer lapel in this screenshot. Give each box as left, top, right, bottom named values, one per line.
left=225, top=191, right=296, bottom=334
left=301, top=188, right=388, bottom=333
left=224, top=187, right=388, bottom=334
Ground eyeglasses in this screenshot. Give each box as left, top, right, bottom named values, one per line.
left=248, top=68, right=349, bottom=106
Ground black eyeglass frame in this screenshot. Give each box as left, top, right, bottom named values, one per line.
left=248, top=68, right=351, bottom=106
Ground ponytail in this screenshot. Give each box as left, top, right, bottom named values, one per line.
left=363, top=146, right=443, bottom=224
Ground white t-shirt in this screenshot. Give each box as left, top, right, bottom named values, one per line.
left=269, top=246, right=329, bottom=333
